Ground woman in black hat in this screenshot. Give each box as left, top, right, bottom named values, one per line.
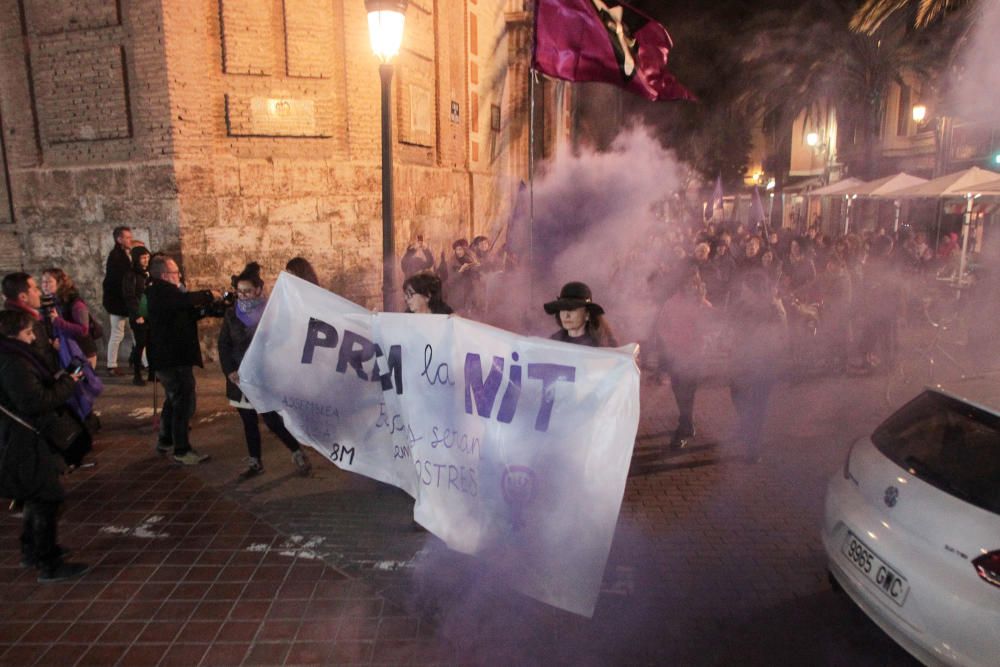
left=544, top=282, right=618, bottom=347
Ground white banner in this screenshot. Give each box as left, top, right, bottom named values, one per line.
left=238, top=273, right=641, bottom=617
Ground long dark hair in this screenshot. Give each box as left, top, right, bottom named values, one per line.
left=235, top=262, right=264, bottom=289
left=285, top=257, right=319, bottom=285
left=552, top=309, right=618, bottom=347
left=402, top=272, right=452, bottom=314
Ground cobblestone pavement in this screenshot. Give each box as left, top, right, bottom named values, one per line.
left=1, top=335, right=962, bottom=665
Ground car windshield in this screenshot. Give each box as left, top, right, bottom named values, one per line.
left=872, top=390, right=1000, bottom=515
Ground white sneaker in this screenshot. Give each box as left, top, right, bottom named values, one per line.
left=238, top=457, right=263, bottom=480
left=173, top=450, right=210, bottom=465
left=292, top=450, right=311, bottom=476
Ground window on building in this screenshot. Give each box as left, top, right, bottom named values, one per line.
left=897, top=84, right=911, bottom=137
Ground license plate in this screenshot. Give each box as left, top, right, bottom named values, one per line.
left=841, top=532, right=910, bottom=607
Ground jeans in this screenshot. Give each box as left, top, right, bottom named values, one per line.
left=157, top=366, right=196, bottom=455
left=237, top=409, right=301, bottom=461
left=106, top=314, right=132, bottom=369
left=669, top=372, right=698, bottom=436
left=20, top=500, right=62, bottom=569
left=730, top=378, right=774, bottom=457
left=129, top=320, right=149, bottom=373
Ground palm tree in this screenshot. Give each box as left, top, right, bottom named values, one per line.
left=737, top=0, right=949, bottom=180
left=850, top=0, right=970, bottom=33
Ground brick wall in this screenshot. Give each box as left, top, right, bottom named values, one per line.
left=0, top=0, right=527, bottom=323
left=0, top=0, right=177, bottom=316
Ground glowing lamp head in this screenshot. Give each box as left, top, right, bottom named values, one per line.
left=365, top=0, right=408, bottom=62
left=912, top=104, right=927, bottom=123
left=805, top=132, right=820, bottom=147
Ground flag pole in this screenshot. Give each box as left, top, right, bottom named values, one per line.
left=529, top=67, right=536, bottom=309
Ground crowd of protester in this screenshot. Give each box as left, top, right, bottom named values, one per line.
left=0, top=212, right=979, bottom=582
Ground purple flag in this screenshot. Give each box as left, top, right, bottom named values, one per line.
left=706, top=174, right=723, bottom=220
left=533, top=0, right=695, bottom=102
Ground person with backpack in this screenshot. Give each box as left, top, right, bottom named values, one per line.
left=40, top=268, right=100, bottom=370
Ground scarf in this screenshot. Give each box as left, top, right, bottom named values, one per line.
left=235, top=295, right=267, bottom=329
left=3, top=299, right=40, bottom=320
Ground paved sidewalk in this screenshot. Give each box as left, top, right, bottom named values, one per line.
left=1, top=352, right=938, bottom=665
left=0, top=374, right=449, bottom=667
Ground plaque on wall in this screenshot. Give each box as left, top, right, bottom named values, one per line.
left=410, top=86, right=432, bottom=136
left=225, top=94, right=330, bottom=137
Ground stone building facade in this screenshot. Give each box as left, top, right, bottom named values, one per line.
left=0, top=0, right=549, bottom=317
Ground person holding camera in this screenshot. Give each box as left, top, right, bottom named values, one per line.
left=40, top=268, right=99, bottom=370
left=218, top=263, right=312, bottom=480
left=145, top=255, right=221, bottom=465
left=0, top=310, right=91, bottom=582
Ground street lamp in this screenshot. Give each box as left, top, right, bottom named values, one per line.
left=913, top=102, right=945, bottom=177
left=365, top=0, right=408, bottom=312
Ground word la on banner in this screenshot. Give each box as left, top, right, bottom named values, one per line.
left=238, top=273, right=641, bottom=617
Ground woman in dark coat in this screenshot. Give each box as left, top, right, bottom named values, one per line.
left=654, top=268, right=714, bottom=450
left=218, top=263, right=311, bottom=480
left=122, top=246, right=151, bottom=386
left=728, top=271, right=788, bottom=464
left=0, top=310, right=90, bottom=582
left=543, top=282, right=618, bottom=347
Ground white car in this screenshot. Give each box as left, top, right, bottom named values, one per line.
left=823, top=379, right=1000, bottom=667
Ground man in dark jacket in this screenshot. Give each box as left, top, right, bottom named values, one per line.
left=2, top=272, right=59, bottom=372
left=102, top=226, right=133, bottom=376
left=146, top=255, right=220, bottom=465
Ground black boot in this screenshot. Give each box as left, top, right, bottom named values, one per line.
left=31, top=501, right=89, bottom=583
left=132, top=369, right=147, bottom=386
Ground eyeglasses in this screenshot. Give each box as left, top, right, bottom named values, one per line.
left=403, top=289, right=417, bottom=298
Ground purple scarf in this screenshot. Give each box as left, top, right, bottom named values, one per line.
left=235, top=296, right=267, bottom=329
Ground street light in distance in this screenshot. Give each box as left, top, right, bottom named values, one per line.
left=365, top=0, right=408, bottom=313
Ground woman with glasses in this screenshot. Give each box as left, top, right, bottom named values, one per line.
left=218, top=263, right=312, bottom=480
left=402, top=271, right=453, bottom=314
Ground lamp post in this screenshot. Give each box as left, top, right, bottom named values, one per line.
left=365, top=0, right=408, bottom=312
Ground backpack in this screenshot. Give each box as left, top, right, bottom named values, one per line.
left=88, top=314, right=104, bottom=341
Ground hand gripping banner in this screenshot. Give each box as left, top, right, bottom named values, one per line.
left=238, top=273, right=641, bottom=617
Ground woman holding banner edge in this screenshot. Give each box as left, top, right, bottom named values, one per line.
left=218, top=263, right=311, bottom=480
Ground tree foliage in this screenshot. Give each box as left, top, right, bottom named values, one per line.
left=851, top=0, right=970, bottom=33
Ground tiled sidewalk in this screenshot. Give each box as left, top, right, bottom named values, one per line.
left=0, top=428, right=446, bottom=666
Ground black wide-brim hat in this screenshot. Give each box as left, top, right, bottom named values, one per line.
left=543, top=281, right=605, bottom=316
